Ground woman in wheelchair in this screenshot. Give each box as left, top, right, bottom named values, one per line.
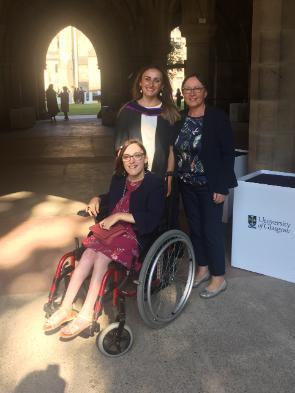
left=43, top=139, right=165, bottom=339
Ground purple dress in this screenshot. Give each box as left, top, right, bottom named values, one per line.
left=82, top=179, right=142, bottom=270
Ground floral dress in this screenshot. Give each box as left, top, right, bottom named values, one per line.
left=82, top=179, right=142, bottom=270
left=174, top=115, right=207, bottom=185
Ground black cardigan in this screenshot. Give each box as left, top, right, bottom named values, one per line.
left=175, top=106, right=237, bottom=195
left=114, top=104, right=177, bottom=177
left=99, top=172, right=165, bottom=249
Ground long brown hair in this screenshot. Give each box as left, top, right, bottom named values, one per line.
left=131, top=65, right=180, bottom=125
left=115, top=139, right=148, bottom=176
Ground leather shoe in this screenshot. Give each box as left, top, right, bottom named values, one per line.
left=199, top=280, right=227, bottom=299
left=193, top=271, right=210, bottom=288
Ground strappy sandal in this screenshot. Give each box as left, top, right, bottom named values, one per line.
left=59, top=314, right=93, bottom=339
left=43, top=308, right=77, bottom=332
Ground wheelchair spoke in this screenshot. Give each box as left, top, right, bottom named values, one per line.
left=102, top=329, right=131, bottom=355
left=138, top=230, right=195, bottom=328
left=143, top=233, right=195, bottom=325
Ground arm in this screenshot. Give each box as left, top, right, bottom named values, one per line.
left=86, top=196, right=101, bottom=216
left=86, top=175, right=117, bottom=216
left=166, top=146, right=175, bottom=196
left=99, top=212, right=135, bottom=230
left=166, top=122, right=180, bottom=196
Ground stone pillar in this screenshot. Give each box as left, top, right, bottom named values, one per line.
left=181, top=0, right=216, bottom=90
left=0, top=61, right=10, bottom=128
left=35, top=62, right=47, bottom=119
left=249, top=0, right=295, bottom=172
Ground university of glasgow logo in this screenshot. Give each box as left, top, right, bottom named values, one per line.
left=248, top=215, right=257, bottom=228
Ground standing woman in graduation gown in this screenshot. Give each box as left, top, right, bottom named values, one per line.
left=115, top=65, right=180, bottom=196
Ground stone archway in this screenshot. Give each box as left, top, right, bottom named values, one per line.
left=30, top=13, right=126, bottom=122
left=0, top=2, right=133, bottom=128
left=44, top=26, right=101, bottom=101
left=0, top=0, right=183, bottom=129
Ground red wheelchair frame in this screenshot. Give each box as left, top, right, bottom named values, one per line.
left=44, top=210, right=195, bottom=356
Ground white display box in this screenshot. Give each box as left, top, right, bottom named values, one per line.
left=231, top=170, right=295, bottom=283
left=222, top=149, right=248, bottom=223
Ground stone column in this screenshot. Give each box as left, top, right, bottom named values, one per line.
left=181, top=0, right=216, bottom=89
left=249, top=0, right=295, bottom=172
left=35, top=62, right=47, bottom=119
left=0, top=61, right=11, bottom=128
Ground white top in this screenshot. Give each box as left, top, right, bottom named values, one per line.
left=141, top=104, right=162, bottom=171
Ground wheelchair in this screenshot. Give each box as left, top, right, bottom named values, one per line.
left=44, top=206, right=195, bottom=357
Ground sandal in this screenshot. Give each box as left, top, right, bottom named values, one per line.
left=59, top=314, right=93, bottom=339
left=43, top=308, right=76, bottom=332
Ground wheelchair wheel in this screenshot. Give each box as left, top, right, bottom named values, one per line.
left=137, top=230, right=195, bottom=328
left=97, top=322, right=133, bottom=357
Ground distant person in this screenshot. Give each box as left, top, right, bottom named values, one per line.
left=175, top=88, right=183, bottom=109
left=79, top=87, right=85, bottom=104
left=45, top=84, right=59, bottom=122
left=59, top=86, right=70, bottom=120
left=73, top=87, right=79, bottom=104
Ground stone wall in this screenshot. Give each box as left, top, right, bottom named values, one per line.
left=249, top=0, right=295, bottom=172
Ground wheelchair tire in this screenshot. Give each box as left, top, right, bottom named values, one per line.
left=137, top=229, right=195, bottom=328
left=97, top=322, right=133, bottom=357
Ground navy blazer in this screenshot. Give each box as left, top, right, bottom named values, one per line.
left=99, top=172, right=165, bottom=249
left=176, top=106, right=237, bottom=195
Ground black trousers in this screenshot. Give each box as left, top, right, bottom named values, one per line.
left=180, top=181, right=225, bottom=276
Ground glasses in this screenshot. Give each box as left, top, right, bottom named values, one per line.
left=122, top=152, right=145, bottom=161
left=182, top=87, right=205, bottom=94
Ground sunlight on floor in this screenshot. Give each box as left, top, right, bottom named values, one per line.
left=0, top=191, right=93, bottom=270
left=0, top=294, right=108, bottom=392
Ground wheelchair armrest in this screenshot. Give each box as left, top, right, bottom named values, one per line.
left=77, top=202, right=109, bottom=223
left=77, top=210, right=91, bottom=217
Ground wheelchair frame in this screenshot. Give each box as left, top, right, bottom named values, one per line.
left=44, top=213, right=195, bottom=357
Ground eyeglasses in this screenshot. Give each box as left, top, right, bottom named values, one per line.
left=182, top=87, right=205, bottom=94
left=122, top=152, right=145, bottom=161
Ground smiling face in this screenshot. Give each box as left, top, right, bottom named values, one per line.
left=122, top=143, right=148, bottom=181
left=139, top=68, right=163, bottom=100
left=182, top=76, right=207, bottom=110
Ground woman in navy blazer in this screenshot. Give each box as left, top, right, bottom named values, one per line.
left=174, top=74, right=237, bottom=299
left=44, top=140, right=165, bottom=338
left=99, top=165, right=165, bottom=250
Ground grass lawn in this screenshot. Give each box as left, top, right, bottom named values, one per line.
left=69, top=103, right=101, bottom=115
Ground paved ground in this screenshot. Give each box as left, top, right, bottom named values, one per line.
left=0, top=118, right=294, bottom=393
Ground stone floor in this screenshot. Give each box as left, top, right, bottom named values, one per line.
left=0, top=118, right=294, bottom=393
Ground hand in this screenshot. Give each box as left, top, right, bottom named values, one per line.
left=213, top=193, right=226, bottom=204
left=99, top=214, right=120, bottom=230
left=86, top=196, right=100, bottom=216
